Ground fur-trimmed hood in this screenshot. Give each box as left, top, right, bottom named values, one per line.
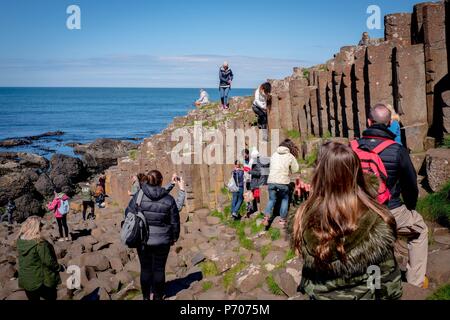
left=301, top=210, right=396, bottom=279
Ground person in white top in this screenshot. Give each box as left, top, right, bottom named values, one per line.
left=195, top=89, right=210, bottom=107
left=252, top=82, right=272, bottom=141
left=263, top=139, right=299, bottom=227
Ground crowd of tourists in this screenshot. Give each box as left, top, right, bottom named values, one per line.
left=5, top=60, right=430, bottom=301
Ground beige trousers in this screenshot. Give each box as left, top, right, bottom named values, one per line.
left=391, top=205, right=428, bottom=287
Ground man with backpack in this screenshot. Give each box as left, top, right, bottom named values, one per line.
left=352, top=103, right=428, bottom=288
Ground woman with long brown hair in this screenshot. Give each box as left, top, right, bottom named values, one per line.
left=292, top=142, right=402, bottom=300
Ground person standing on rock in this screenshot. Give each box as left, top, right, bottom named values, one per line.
left=357, top=104, right=428, bottom=288
left=219, top=61, right=233, bottom=110
left=94, top=183, right=106, bottom=208
left=263, top=139, right=299, bottom=228
left=246, top=148, right=263, bottom=217
left=47, top=188, right=70, bottom=242
left=17, top=216, right=64, bottom=300
left=98, top=173, right=106, bottom=194
left=81, top=183, right=95, bottom=221
left=252, top=82, right=272, bottom=141
left=125, top=170, right=184, bottom=300
left=1, top=199, right=16, bottom=225
left=231, top=160, right=245, bottom=221
left=292, top=142, right=402, bottom=300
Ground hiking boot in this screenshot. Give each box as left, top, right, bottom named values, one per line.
left=232, top=213, right=241, bottom=221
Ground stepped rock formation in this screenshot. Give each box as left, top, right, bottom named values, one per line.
left=106, top=1, right=450, bottom=215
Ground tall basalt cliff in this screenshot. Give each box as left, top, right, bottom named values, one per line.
left=106, top=1, right=450, bottom=216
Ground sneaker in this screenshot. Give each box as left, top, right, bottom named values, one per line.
left=232, top=213, right=240, bottom=221
left=57, top=238, right=65, bottom=242
left=65, top=237, right=71, bottom=242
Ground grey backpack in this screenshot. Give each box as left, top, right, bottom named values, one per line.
left=120, top=190, right=148, bottom=248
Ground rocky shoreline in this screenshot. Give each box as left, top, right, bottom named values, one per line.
left=0, top=138, right=138, bottom=223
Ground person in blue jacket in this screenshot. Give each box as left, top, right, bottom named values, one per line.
left=386, top=104, right=402, bottom=145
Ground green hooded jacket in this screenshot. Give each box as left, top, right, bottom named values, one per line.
left=17, top=239, right=61, bottom=292
left=299, top=210, right=403, bottom=300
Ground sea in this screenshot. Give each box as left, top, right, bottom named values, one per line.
left=0, top=87, right=253, bottom=158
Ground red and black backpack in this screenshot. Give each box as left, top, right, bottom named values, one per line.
left=350, top=139, right=396, bottom=205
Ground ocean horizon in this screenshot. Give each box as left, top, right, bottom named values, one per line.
left=0, top=87, right=254, bottom=158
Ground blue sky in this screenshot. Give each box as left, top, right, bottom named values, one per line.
left=0, top=0, right=421, bottom=88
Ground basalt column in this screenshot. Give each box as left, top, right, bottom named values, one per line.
left=422, top=2, right=449, bottom=139
left=367, top=42, right=395, bottom=109
left=396, top=44, right=428, bottom=152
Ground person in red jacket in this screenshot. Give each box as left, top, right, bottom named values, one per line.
left=47, top=188, right=70, bottom=242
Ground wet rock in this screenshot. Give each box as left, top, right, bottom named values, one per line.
left=0, top=172, right=35, bottom=206
left=34, top=174, right=54, bottom=198
left=75, top=139, right=137, bottom=174
left=50, top=154, right=85, bottom=183
left=0, top=139, right=32, bottom=148
left=14, top=193, right=44, bottom=222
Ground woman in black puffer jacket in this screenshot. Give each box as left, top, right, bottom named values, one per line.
left=125, top=170, right=185, bottom=300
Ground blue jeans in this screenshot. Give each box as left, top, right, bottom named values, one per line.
left=220, top=87, right=231, bottom=106
left=264, top=184, right=290, bottom=219
left=231, top=187, right=244, bottom=216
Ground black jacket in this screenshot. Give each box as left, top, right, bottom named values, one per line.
left=359, top=124, right=418, bottom=211
left=126, top=184, right=180, bottom=246
left=249, top=157, right=271, bottom=190
left=219, top=67, right=234, bottom=87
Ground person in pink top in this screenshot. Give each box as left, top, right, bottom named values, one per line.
left=47, top=188, right=71, bottom=242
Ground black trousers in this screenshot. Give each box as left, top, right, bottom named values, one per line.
left=252, top=104, right=268, bottom=129
left=56, top=215, right=69, bottom=238
left=82, top=201, right=95, bottom=220
left=137, top=245, right=170, bottom=300
left=25, top=285, right=57, bottom=301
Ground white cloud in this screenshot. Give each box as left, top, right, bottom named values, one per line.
left=0, top=54, right=312, bottom=87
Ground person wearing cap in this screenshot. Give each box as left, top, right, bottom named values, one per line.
left=219, top=61, right=234, bottom=110
left=81, top=183, right=95, bottom=221
left=195, top=89, right=210, bottom=107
